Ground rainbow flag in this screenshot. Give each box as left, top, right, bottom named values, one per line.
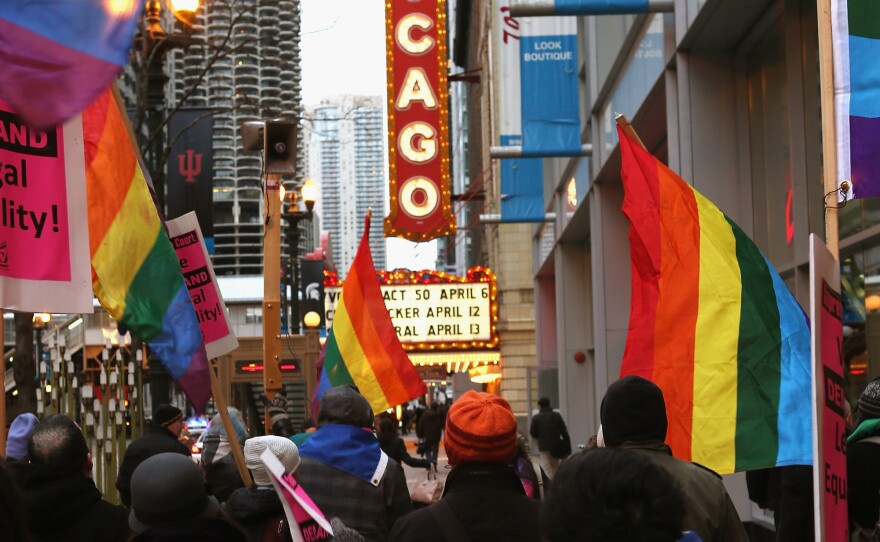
left=0, top=1, right=141, bottom=129
left=83, top=88, right=211, bottom=412
left=618, top=124, right=812, bottom=474
left=832, top=0, right=880, bottom=199
left=317, top=214, right=427, bottom=413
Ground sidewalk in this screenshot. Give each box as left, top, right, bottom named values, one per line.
left=400, top=434, right=450, bottom=492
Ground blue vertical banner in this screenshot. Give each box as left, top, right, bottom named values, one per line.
left=500, top=135, right=545, bottom=221
left=496, top=0, right=555, bottom=222
left=552, top=0, right=649, bottom=15
left=519, top=17, right=581, bottom=156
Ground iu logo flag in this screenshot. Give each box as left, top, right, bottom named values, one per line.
left=167, top=109, right=215, bottom=252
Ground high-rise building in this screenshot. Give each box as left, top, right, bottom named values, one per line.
left=168, top=0, right=307, bottom=276
left=306, top=96, right=387, bottom=276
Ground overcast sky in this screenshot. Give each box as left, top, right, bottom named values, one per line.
left=301, top=0, right=438, bottom=271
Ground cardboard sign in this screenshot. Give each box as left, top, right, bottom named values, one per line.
left=260, top=449, right=333, bottom=542
left=0, top=101, right=93, bottom=312
left=167, top=212, right=238, bottom=359
left=809, top=233, right=848, bottom=541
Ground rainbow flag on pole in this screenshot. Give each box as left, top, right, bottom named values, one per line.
left=832, top=0, right=880, bottom=199
left=617, top=124, right=812, bottom=474
left=0, top=1, right=141, bottom=129
left=316, top=213, right=427, bottom=414
left=83, top=88, right=211, bottom=412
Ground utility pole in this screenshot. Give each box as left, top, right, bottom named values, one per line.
left=262, top=173, right=283, bottom=423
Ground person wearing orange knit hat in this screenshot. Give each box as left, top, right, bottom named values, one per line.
left=389, top=391, right=540, bottom=542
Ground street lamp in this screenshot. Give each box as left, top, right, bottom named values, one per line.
left=285, top=178, right=318, bottom=334
left=133, top=0, right=199, bottom=410
left=33, top=313, right=51, bottom=414
left=134, top=0, right=199, bottom=212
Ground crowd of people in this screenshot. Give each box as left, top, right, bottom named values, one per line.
left=3, top=375, right=880, bottom=541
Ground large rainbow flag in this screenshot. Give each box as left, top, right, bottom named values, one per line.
left=316, top=213, right=427, bottom=414
left=0, top=1, right=141, bottom=129
left=83, top=88, right=211, bottom=412
left=618, top=124, right=812, bottom=474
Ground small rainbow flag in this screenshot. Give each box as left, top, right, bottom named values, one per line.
left=83, top=88, right=210, bottom=412
left=317, top=213, right=427, bottom=414
left=0, top=1, right=141, bottom=129
left=617, top=124, right=812, bottom=474
left=832, top=0, right=880, bottom=199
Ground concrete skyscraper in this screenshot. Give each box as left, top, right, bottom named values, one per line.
left=169, top=0, right=307, bottom=276
left=306, top=96, right=387, bottom=276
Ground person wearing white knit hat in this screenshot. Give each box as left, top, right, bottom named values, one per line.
left=225, top=436, right=366, bottom=541
left=245, top=435, right=301, bottom=487
left=224, top=436, right=300, bottom=540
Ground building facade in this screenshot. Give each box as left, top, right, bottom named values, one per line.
left=305, top=96, right=387, bottom=276
left=452, top=0, right=874, bottom=532
left=169, top=0, right=308, bottom=276
left=451, top=0, right=538, bottom=420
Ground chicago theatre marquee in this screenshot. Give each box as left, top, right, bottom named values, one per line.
left=324, top=267, right=501, bottom=387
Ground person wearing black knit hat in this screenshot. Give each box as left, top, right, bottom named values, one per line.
left=116, top=404, right=190, bottom=508
left=847, top=378, right=880, bottom=536
left=599, top=376, right=747, bottom=542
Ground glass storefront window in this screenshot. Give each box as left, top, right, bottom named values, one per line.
left=602, top=15, right=665, bottom=162
left=746, top=20, right=795, bottom=269
left=841, top=252, right=871, bottom=405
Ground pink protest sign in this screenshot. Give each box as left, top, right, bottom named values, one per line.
left=0, top=101, right=92, bottom=312
left=167, top=212, right=238, bottom=359
left=810, top=234, right=848, bottom=541
left=261, top=449, right=333, bottom=542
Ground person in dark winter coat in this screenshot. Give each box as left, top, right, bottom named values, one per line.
left=389, top=391, right=540, bottom=542
left=297, top=386, right=412, bottom=542
left=745, top=465, right=814, bottom=541
left=224, top=435, right=301, bottom=541
left=599, top=376, right=747, bottom=542
left=116, top=404, right=190, bottom=507
left=202, top=407, right=250, bottom=503
left=378, top=418, right=431, bottom=469
left=416, top=403, right=444, bottom=468
left=0, top=457, right=31, bottom=542
left=848, top=378, right=880, bottom=537
left=529, top=397, right=570, bottom=479
left=10, top=414, right=130, bottom=542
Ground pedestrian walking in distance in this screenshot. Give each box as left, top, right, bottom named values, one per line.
left=529, top=397, right=571, bottom=479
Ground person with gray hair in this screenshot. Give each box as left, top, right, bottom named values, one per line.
left=10, top=414, right=130, bottom=541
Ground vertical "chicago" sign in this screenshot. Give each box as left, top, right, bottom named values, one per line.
left=385, top=0, right=456, bottom=241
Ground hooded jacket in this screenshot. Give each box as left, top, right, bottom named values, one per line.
left=11, top=461, right=130, bottom=542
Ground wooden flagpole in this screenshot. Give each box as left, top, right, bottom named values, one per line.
left=615, top=114, right=646, bottom=150
left=817, top=0, right=842, bottom=259
left=209, top=358, right=251, bottom=488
